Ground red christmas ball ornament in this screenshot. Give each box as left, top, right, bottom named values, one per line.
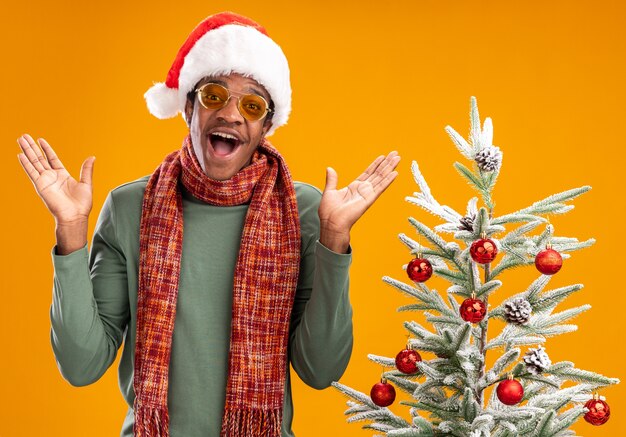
left=395, top=348, right=422, bottom=374
left=535, top=244, right=563, bottom=275
left=370, top=379, right=396, bottom=407
left=496, top=378, right=524, bottom=405
left=407, top=257, right=433, bottom=282
left=460, top=297, right=487, bottom=323
left=584, top=395, right=611, bottom=426
left=470, top=236, right=498, bottom=264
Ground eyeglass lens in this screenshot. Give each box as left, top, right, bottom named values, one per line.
left=197, top=83, right=268, bottom=121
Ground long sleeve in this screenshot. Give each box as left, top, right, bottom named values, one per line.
left=50, top=193, right=130, bottom=387
left=288, top=185, right=353, bottom=390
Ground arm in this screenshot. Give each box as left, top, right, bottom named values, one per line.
left=289, top=235, right=353, bottom=389
left=289, top=152, right=401, bottom=388
left=16, top=134, right=128, bottom=386
left=50, top=193, right=130, bottom=386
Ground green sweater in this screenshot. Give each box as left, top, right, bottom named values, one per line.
left=50, top=176, right=353, bottom=437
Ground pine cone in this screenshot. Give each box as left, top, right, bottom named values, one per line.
left=474, top=145, right=502, bottom=172
left=524, top=345, right=551, bottom=375
left=458, top=214, right=475, bottom=231
left=504, top=298, right=532, bottom=325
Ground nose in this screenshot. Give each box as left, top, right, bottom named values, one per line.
left=215, top=95, right=244, bottom=124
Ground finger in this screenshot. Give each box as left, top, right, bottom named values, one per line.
left=372, top=170, right=399, bottom=197
left=17, top=153, right=40, bottom=183
left=23, top=133, right=51, bottom=171
left=38, top=138, right=66, bottom=170
left=323, top=167, right=338, bottom=193
left=79, top=156, right=96, bottom=185
left=356, top=155, right=385, bottom=182
left=368, top=152, right=400, bottom=187
left=18, top=135, right=46, bottom=173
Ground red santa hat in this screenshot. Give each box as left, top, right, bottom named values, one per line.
left=144, top=12, right=291, bottom=136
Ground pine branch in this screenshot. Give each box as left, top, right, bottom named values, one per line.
left=525, top=275, right=553, bottom=301
left=416, top=361, right=446, bottom=381
left=348, top=409, right=411, bottom=428
left=461, top=388, right=480, bottom=422
left=406, top=161, right=464, bottom=226
left=404, top=321, right=437, bottom=339
left=445, top=125, right=474, bottom=160
left=527, top=384, right=596, bottom=409
left=532, top=410, right=556, bottom=437
left=409, top=218, right=456, bottom=257
left=474, top=279, right=502, bottom=298
left=531, top=284, right=583, bottom=312
left=491, top=213, right=547, bottom=226
left=482, top=165, right=501, bottom=192
left=454, top=161, right=485, bottom=191
left=513, top=320, right=579, bottom=338
left=501, top=220, right=544, bottom=244
left=346, top=402, right=370, bottom=414
left=387, top=428, right=434, bottom=437
left=486, top=325, right=547, bottom=349
left=386, top=374, right=420, bottom=394
left=485, top=406, right=544, bottom=421
left=383, top=276, right=457, bottom=318
left=332, top=382, right=376, bottom=408
left=550, top=407, right=585, bottom=435
left=489, top=275, right=554, bottom=319
left=469, top=96, right=482, bottom=154
left=489, top=254, right=534, bottom=278
left=547, top=238, right=595, bottom=254
left=479, top=349, right=520, bottom=389
left=546, top=365, right=620, bottom=386
left=367, top=354, right=396, bottom=367
left=521, top=374, right=561, bottom=389
left=383, top=276, right=427, bottom=300
left=533, top=305, right=591, bottom=328
left=363, top=423, right=396, bottom=432
left=451, top=323, right=472, bottom=354
left=514, top=186, right=591, bottom=216
left=399, top=233, right=460, bottom=265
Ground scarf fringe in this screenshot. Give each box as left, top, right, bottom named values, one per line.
left=134, top=404, right=170, bottom=437
left=221, top=408, right=282, bottom=437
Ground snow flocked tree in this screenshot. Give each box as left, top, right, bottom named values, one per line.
left=332, top=97, right=619, bottom=437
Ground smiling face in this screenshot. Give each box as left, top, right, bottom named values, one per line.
left=185, top=73, right=273, bottom=180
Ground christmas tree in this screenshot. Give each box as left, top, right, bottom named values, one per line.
left=332, top=97, right=619, bottom=436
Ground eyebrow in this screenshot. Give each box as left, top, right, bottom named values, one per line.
left=204, top=79, right=268, bottom=100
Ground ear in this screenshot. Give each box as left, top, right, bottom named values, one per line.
left=184, top=98, right=194, bottom=127
left=262, top=119, right=273, bottom=137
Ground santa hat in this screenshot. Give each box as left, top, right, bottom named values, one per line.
left=144, top=12, right=290, bottom=136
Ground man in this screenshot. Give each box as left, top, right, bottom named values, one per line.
left=17, top=12, right=400, bottom=437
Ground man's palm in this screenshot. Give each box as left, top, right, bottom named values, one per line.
left=319, top=151, right=400, bottom=233
left=18, top=134, right=95, bottom=224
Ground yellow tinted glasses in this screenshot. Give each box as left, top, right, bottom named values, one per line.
left=195, top=83, right=272, bottom=121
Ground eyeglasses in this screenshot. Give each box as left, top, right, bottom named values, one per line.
left=194, top=83, right=272, bottom=121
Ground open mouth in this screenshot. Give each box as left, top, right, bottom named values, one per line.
left=209, top=132, right=241, bottom=157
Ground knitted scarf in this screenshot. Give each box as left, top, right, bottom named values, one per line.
left=134, top=135, right=301, bottom=436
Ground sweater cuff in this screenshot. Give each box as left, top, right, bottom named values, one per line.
left=51, top=244, right=89, bottom=271
left=314, top=240, right=352, bottom=266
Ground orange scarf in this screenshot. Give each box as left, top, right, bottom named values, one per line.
left=134, top=136, right=301, bottom=436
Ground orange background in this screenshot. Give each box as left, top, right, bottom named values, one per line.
left=2, top=1, right=625, bottom=436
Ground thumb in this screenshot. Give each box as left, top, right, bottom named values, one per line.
left=323, top=167, right=338, bottom=193
left=79, top=156, right=96, bottom=185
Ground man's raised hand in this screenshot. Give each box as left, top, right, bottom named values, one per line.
left=17, top=134, right=95, bottom=254
left=318, top=151, right=401, bottom=253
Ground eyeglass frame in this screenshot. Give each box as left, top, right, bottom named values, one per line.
left=193, top=82, right=274, bottom=122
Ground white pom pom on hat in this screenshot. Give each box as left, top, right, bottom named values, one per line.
left=144, top=12, right=291, bottom=136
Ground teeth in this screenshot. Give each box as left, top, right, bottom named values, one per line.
left=212, top=132, right=238, bottom=141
